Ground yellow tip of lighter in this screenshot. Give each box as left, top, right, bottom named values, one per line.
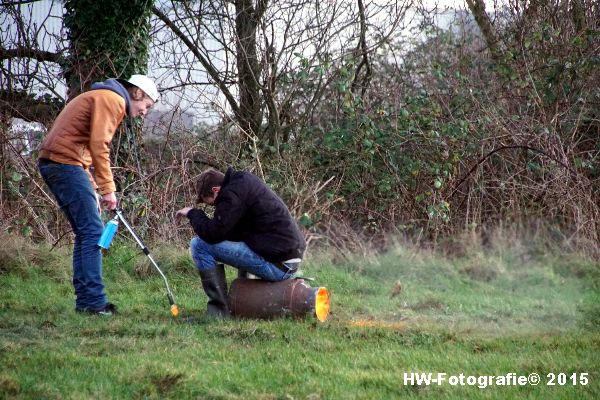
left=170, top=304, right=179, bottom=317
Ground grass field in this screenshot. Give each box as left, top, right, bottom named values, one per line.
left=1, top=234, right=599, bottom=399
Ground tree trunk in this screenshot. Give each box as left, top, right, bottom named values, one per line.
left=234, top=0, right=264, bottom=139
left=465, top=0, right=502, bottom=62
left=63, top=0, right=152, bottom=99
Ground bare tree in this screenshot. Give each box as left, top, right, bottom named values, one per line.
left=0, top=0, right=66, bottom=123
left=150, top=0, right=412, bottom=150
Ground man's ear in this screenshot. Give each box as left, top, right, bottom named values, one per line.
left=130, top=87, right=145, bottom=101
left=212, top=186, right=220, bottom=195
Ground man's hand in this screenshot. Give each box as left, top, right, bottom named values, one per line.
left=175, top=207, right=193, bottom=222
left=101, top=192, right=117, bottom=210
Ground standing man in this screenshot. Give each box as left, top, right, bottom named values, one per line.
left=38, top=75, right=159, bottom=315
left=175, top=167, right=306, bottom=317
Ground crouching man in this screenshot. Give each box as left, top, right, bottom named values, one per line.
left=175, top=167, right=306, bottom=317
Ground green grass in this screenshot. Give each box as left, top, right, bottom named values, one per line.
left=1, top=236, right=599, bottom=399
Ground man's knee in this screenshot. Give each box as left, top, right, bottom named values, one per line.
left=190, top=237, right=209, bottom=256
left=190, top=236, right=209, bottom=251
left=190, top=237, right=214, bottom=271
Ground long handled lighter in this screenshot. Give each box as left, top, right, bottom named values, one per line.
left=100, top=208, right=179, bottom=317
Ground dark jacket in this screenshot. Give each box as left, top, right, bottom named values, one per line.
left=187, top=168, right=306, bottom=263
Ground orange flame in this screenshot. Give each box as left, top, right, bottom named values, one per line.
left=315, top=287, right=330, bottom=322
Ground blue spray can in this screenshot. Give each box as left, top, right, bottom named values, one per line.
left=98, top=216, right=119, bottom=249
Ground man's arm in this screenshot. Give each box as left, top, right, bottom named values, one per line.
left=88, top=92, right=125, bottom=195
left=176, top=190, right=247, bottom=243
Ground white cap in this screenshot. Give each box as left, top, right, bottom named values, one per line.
left=127, top=74, right=159, bottom=102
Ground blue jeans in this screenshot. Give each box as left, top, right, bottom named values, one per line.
left=38, top=161, right=107, bottom=310
left=190, top=237, right=294, bottom=282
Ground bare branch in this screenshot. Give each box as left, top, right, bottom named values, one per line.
left=0, top=0, right=43, bottom=6
left=465, top=0, right=502, bottom=61
left=0, top=89, right=61, bottom=123
left=151, top=4, right=241, bottom=120
left=0, top=46, right=62, bottom=63
left=351, top=0, right=372, bottom=96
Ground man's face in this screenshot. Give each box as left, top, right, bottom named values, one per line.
left=200, top=187, right=220, bottom=205
left=130, top=97, right=154, bottom=118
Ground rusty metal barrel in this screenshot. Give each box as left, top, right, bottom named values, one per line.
left=228, top=277, right=330, bottom=322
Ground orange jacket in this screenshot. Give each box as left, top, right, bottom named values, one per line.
left=39, top=89, right=126, bottom=195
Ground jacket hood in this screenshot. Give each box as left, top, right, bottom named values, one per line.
left=90, top=79, right=132, bottom=116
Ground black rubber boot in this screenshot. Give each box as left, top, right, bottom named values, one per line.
left=199, top=264, right=230, bottom=318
